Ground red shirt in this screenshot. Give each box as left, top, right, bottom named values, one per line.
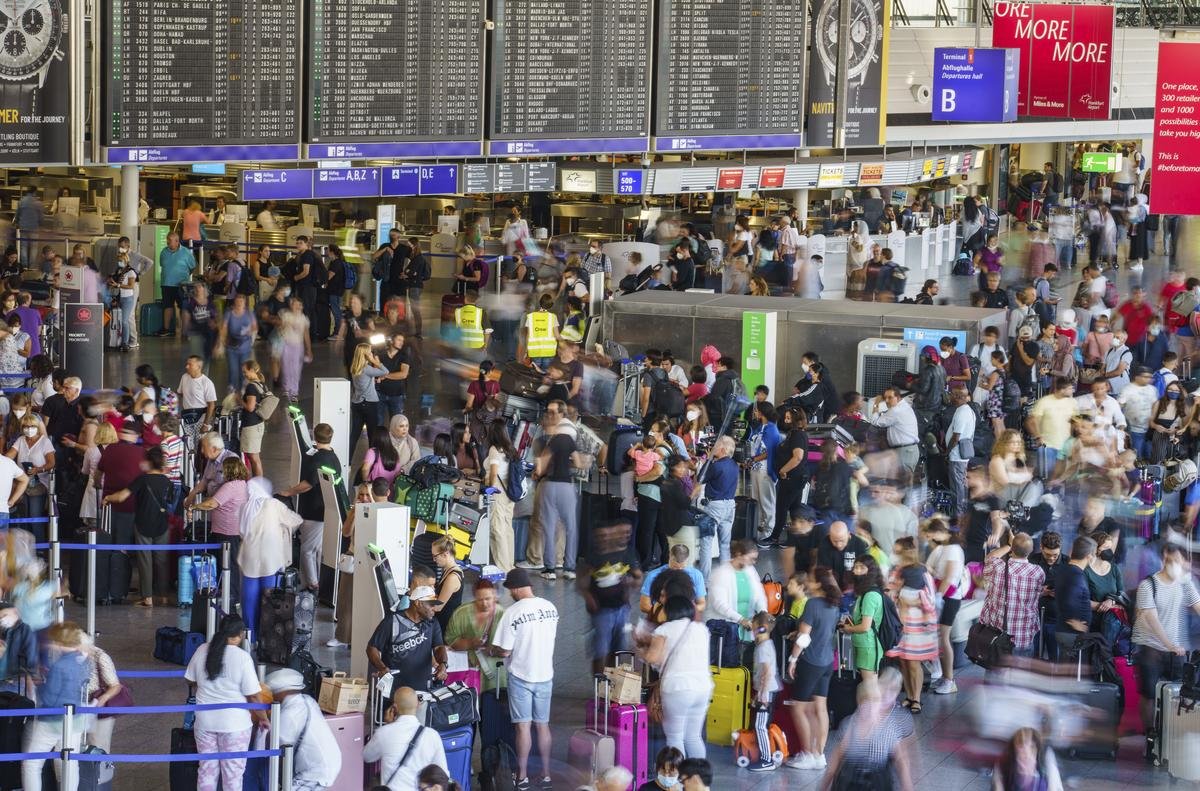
left=96, top=441, right=148, bottom=513
left=1116, top=300, right=1154, bottom=345
left=1161, top=282, right=1188, bottom=330
left=942, top=351, right=971, bottom=389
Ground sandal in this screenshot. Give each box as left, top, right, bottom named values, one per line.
left=910, top=701, right=923, bottom=714
left=901, top=697, right=914, bottom=710
left=136, top=598, right=153, bottom=608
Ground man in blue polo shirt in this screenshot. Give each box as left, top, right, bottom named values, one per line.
left=696, top=435, right=739, bottom=578
left=640, top=544, right=707, bottom=615
left=158, top=232, right=196, bottom=336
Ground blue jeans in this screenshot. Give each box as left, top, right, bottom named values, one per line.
left=383, top=395, right=406, bottom=420
left=226, top=345, right=251, bottom=392
left=592, top=604, right=630, bottom=661
left=1037, top=447, right=1060, bottom=479
left=120, top=295, right=136, bottom=346
left=513, top=516, right=529, bottom=564
left=696, top=498, right=734, bottom=578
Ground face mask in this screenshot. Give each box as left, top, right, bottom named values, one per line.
left=0, top=614, right=14, bottom=629
left=281, top=289, right=291, bottom=299
left=801, top=363, right=810, bottom=373
left=118, top=246, right=129, bottom=254
left=1150, top=326, right=1161, bottom=336
left=1096, top=326, right=1110, bottom=334
left=1169, top=391, right=1181, bottom=400
left=22, top=427, right=36, bottom=438
left=1099, top=549, right=1115, bottom=562
left=13, top=409, right=25, bottom=419
left=656, top=775, right=678, bottom=789
left=686, top=409, right=700, bottom=422
left=940, top=350, right=950, bottom=359
left=143, top=412, right=155, bottom=422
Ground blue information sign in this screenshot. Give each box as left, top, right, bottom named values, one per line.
left=382, top=166, right=421, bottom=197
left=241, top=169, right=315, bottom=201
left=902, top=327, right=968, bottom=355
left=418, top=165, right=459, bottom=195
left=932, top=47, right=1019, bottom=123
left=313, top=167, right=381, bottom=199
left=615, top=169, right=645, bottom=196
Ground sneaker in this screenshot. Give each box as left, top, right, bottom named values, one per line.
left=561, top=570, right=577, bottom=580
left=515, top=561, right=539, bottom=570
left=931, top=678, right=958, bottom=695
left=785, top=753, right=817, bottom=770
left=756, top=538, right=775, bottom=550
left=540, top=570, right=557, bottom=580
left=927, top=661, right=943, bottom=682
left=748, top=760, right=775, bottom=773
left=325, top=638, right=345, bottom=648
left=1131, top=262, right=1144, bottom=272
left=539, top=777, right=553, bottom=791
left=515, top=778, right=531, bottom=791
left=812, top=754, right=827, bottom=770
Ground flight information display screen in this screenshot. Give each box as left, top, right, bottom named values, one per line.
left=488, top=0, right=653, bottom=155
left=655, top=0, right=806, bottom=151
left=104, top=0, right=302, bottom=162
left=306, top=0, right=485, bottom=158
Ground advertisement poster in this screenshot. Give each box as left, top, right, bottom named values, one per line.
left=807, top=0, right=890, bottom=147
left=741, top=312, right=777, bottom=396
left=992, top=2, right=1113, bottom=119
left=932, top=47, right=1019, bottom=123
left=1151, top=41, right=1200, bottom=216
left=0, top=0, right=70, bottom=163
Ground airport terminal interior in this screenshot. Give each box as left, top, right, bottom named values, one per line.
left=0, top=1, right=1198, bottom=790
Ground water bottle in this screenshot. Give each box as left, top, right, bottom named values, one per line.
left=178, top=556, right=194, bottom=607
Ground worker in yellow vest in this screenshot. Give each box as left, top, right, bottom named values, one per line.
left=453, top=288, right=489, bottom=353
left=524, top=292, right=559, bottom=370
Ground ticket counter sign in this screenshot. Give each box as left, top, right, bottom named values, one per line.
left=817, top=164, right=845, bottom=188
left=858, top=164, right=884, bottom=186
left=1151, top=41, right=1200, bottom=215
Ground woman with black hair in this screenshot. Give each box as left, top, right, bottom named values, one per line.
left=839, top=554, right=886, bottom=693
left=416, top=764, right=460, bottom=791
left=451, top=422, right=480, bottom=475
left=361, top=425, right=403, bottom=487
left=808, top=437, right=853, bottom=529
left=184, top=614, right=266, bottom=791
left=133, top=363, right=162, bottom=411
left=483, top=420, right=519, bottom=571
left=644, top=595, right=712, bottom=759
left=785, top=566, right=842, bottom=770
left=769, top=406, right=809, bottom=547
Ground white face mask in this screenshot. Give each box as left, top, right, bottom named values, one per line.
left=801, top=363, right=810, bottom=373
left=940, top=350, right=951, bottom=358
left=686, top=409, right=700, bottom=422
left=656, top=774, right=679, bottom=788
left=22, top=427, right=37, bottom=438
left=1150, top=325, right=1162, bottom=336
left=12, top=409, right=25, bottom=419
left=142, top=412, right=155, bottom=423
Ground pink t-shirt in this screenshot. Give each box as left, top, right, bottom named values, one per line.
left=182, top=209, right=206, bottom=242
left=210, top=479, right=248, bottom=537
left=629, top=447, right=661, bottom=477
left=685, top=383, right=709, bottom=404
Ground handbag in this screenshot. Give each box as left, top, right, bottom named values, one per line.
left=96, top=684, right=133, bottom=719
left=256, top=389, right=281, bottom=421
left=648, top=622, right=692, bottom=724
left=965, top=557, right=1014, bottom=668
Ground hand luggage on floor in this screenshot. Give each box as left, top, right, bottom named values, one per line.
left=169, top=727, right=199, bottom=791
left=0, top=690, right=35, bottom=790
left=479, top=740, right=519, bottom=791
left=1055, top=649, right=1119, bottom=759
left=325, top=711, right=365, bottom=791
left=707, top=636, right=751, bottom=745
left=1153, top=681, right=1200, bottom=779
left=772, top=697, right=804, bottom=758
left=442, top=725, right=475, bottom=791
left=734, top=723, right=789, bottom=767
left=479, top=687, right=516, bottom=753
left=569, top=677, right=617, bottom=783
left=78, top=744, right=115, bottom=791
left=828, top=633, right=860, bottom=730
left=1117, top=655, right=1141, bottom=736
left=288, top=650, right=333, bottom=698
left=586, top=667, right=649, bottom=788
left=257, top=586, right=298, bottom=665
left=107, top=307, right=123, bottom=349
left=292, top=589, right=315, bottom=654
left=499, top=362, right=543, bottom=398
left=732, top=495, right=756, bottom=541
left=140, top=302, right=164, bottom=336
left=154, top=627, right=205, bottom=666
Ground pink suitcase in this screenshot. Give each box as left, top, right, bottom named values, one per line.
left=324, top=711, right=365, bottom=791
left=585, top=659, right=649, bottom=790
left=446, top=668, right=482, bottom=697
left=1116, top=656, right=1141, bottom=736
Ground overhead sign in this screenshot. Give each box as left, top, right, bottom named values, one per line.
left=932, top=47, right=1019, bottom=123
left=615, top=169, right=645, bottom=196
left=807, top=0, right=890, bottom=146
left=241, top=169, right=315, bottom=201
left=418, top=165, right=458, bottom=195
left=1151, top=41, right=1200, bottom=216
left=903, top=327, right=967, bottom=354
left=858, top=164, right=884, bottom=186
left=717, top=168, right=745, bottom=191
left=561, top=169, right=597, bottom=193
left=1081, top=151, right=1123, bottom=173
left=992, top=2, right=1114, bottom=119
left=817, top=164, right=846, bottom=188
left=313, top=167, right=381, bottom=199
left=382, top=166, right=421, bottom=197
left=758, top=167, right=786, bottom=189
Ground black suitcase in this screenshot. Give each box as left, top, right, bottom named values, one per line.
left=169, top=727, right=199, bottom=791
left=1058, top=650, right=1121, bottom=759
left=256, top=587, right=297, bottom=665
left=828, top=634, right=860, bottom=730
left=499, top=362, right=542, bottom=398
left=0, top=690, right=34, bottom=790
left=579, top=488, right=621, bottom=561
left=479, top=687, right=516, bottom=752
left=733, top=495, right=756, bottom=541
left=287, top=649, right=332, bottom=698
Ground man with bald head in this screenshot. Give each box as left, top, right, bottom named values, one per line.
left=814, top=520, right=869, bottom=594
left=363, top=685, right=448, bottom=790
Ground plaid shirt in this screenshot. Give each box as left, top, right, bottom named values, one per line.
left=979, top=556, right=1046, bottom=649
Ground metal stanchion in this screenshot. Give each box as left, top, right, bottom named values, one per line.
left=206, top=594, right=217, bottom=640
left=60, top=703, right=76, bottom=790
left=268, top=702, right=282, bottom=791
left=220, top=542, right=232, bottom=617
left=86, top=529, right=96, bottom=637
left=49, top=510, right=63, bottom=623
left=280, top=743, right=294, bottom=791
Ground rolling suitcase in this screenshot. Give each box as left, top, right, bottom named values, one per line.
left=440, top=293, right=464, bottom=323
left=828, top=633, right=860, bottom=730
left=324, top=712, right=365, bottom=791
left=568, top=677, right=617, bottom=783
left=291, top=589, right=315, bottom=654
left=1153, top=681, right=1200, bottom=779
left=732, top=496, right=756, bottom=541
left=107, top=307, right=123, bottom=349
left=499, top=362, right=543, bottom=398
left=169, top=727, right=199, bottom=791
left=772, top=697, right=803, bottom=759
left=257, top=586, right=298, bottom=665
left=78, top=745, right=115, bottom=791
left=0, top=690, right=35, bottom=790
left=140, top=302, right=164, bottom=336
left=479, top=686, right=516, bottom=753
left=442, top=725, right=475, bottom=791
left=1057, top=649, right=1120, bottom=759
left=585, top=656, right=649, bottom=788
left=1116, top=655, right=1141, bottom=736
left=706, top=636, right=751, bottom=745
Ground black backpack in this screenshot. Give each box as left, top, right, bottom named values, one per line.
left=235, top=262, right=257, bottom=296
left=479, top=741, right=518, bottom=791
left=650, top=377, right=686, bottom=420
left=693, top=238, right=713, bottom=270
left=866, top=589, right=903, bottom=655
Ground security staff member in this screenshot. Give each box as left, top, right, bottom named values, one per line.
left=454, top=288, right=489, bottom=352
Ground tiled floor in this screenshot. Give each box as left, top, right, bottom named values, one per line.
left=59, top=229, right=1189, bottom=788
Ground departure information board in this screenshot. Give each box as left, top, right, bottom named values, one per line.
left=307, top=0, right=485, bottom=158
left=489, top=0, right=653, bottom=155
left=655, top=0, right=806, bottom=151
left=104, top=0, right=302, bottom=162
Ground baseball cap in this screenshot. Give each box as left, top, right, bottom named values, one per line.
left=120, top=417, right=140, bottom=434
left=1133, top=365, right=1152, bottom=377
left=409, top=585, right=437, bottom=602
left=264, top=668, right=305, bottom=695
left=1017, top=325, right=1034, bottom=340
left=503, top=568, right=533, bottom=590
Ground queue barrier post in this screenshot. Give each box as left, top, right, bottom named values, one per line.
left=60, top=703, right=75, bottom=791
left=269, top=702, right=282, bottom=791
left=280, top=743, right=293, bottom=791
left=220, top=542, right=232, bottom=617
left=49, top=511, right=63, bottom=624
left=86, top=529, right=96, bottom=638
left=206, top=592, right=216, bottom=641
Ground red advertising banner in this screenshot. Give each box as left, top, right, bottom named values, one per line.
left=717, top=168, right=744, bottom=191
left=992, top=2, right=1113, bottom=119
left=758, top=167, right=786, bottom=189
left=1151, top=41, right=1200, bottom=216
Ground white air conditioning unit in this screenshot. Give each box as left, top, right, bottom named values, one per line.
left=856, top=338, right=918, bottom=398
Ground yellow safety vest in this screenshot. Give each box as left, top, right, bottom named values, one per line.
left=455, top=304, right=485, bottom=349
left=527, top=310, right=558, bottom=358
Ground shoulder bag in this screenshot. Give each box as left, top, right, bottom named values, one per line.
left=965, top=556, right=1014, bottom=668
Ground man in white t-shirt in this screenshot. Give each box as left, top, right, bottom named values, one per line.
left=491, top=568, right=560, bottom=791
left=363, top=684, right=447, bottom=791
left=178, top=354, right=218, bottom=433
left=0, top=454, right=29, bottom=528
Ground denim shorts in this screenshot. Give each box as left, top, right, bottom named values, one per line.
left=508, top=675, right=553, bottom=724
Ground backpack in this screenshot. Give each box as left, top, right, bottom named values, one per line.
left=693, top=239, right=713, bottom=270
left=863, top=589, right=902, bottom=655
left=1152, top=369, right=1168, bottom=398
left=879, top=263, right=906, bottom=296
left=617, top=272, right=641, bottom=293
left=984, top=206, right=1000, bottom=236
left=1003, top=377, right=1023, bottom=413
left=952, top=252, right=973, bottom=276
left=235, top=263, right=257, bottom=296
left=479, top=742, right=518, bottom=791
left=1017, top=309, right=1040, bottom=339
left=966, top=356, right=982, bottom=392
left=650, top=378, right=686, bottom=421
left=341, top=259, right=358, bottom=291
left=505, top=457, right=530, bottom=503
left=372, top=250, right=390, bottom=281
left=1171, top=289, right=1199, bottom=317
left=1103, top=279, right=1119, bottom=309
